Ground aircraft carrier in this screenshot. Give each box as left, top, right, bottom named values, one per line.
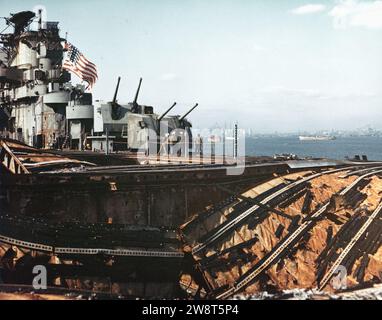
left=1, top=9, right=382, bottom=299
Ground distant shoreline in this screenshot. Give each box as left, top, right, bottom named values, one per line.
left=245, top=135, right=382, bottom=160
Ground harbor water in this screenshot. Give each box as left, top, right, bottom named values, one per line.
left=245, top=136, right=382, bottom=161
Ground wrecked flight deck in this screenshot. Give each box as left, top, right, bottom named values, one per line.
left=2, top=138, right=382, bottom=298
left=180, top=165, right=382, bottom=299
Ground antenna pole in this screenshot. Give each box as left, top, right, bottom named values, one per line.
left=38, top=9, right=42, bottom=30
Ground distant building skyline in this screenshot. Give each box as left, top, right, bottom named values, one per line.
left=1, top=0, right=382, bottom=132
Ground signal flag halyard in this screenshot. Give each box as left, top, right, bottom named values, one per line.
left=62, top=42, right=98, bottom=89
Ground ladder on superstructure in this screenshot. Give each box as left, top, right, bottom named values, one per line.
left=61, top=135, right=69, bottom=149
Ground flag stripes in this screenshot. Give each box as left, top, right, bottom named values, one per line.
left=62, top=42, right=98, bottom=88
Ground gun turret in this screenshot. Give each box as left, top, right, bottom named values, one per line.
left=180, top=103, right=198, bottom=121
left=111, top=76, right=121, bottom=120
left=158, top=102, right=177, bottom=122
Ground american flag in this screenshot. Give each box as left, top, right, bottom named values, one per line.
left=62, top=42, right=98, bottom=88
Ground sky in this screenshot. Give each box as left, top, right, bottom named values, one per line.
left=1, top=0, right=382, bottom=132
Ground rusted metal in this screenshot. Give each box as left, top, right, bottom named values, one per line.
left=216, top=184, right=294, bottom=220
left=0, top=139, right=95, bottom=173
left=318, top=200, right=382, bottom=290
left=0, top=140, right=30, bottom=174
left=179, top=165, right=382, bottom=299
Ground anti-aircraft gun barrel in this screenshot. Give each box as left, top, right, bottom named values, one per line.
left=158, top=102, right=177, bottom=121
left=111, top=76, right=121, bottom=119
left=134, top=77, right=142, bottom=105
left=112, top=76, right=121, bottom=105
left=180, top=103, right=198, bottom=121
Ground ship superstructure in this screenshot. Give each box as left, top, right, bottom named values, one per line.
left=0, top=10, right=195, bottom=153
left=0, top=10, right=88, bottom=149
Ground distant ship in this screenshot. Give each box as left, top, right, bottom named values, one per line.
left=299, top=135, right=336, bottom=141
